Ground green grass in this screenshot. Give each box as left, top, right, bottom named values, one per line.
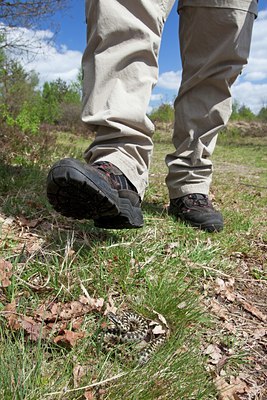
left=0, top=126, right=266, bottom=399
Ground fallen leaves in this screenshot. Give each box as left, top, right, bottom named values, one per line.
left=235, top=294, right=267, bottom=323
left=0, top=212, right=45, bottom=255
left=2, top=294, right=106, bottom=347
left=213, top=277, right=267, bottom=323
left=203, top=275, right=267, bottom=399
left=54, top=330, right=85, bottom=347
left=0, top=258, right=13, bottom=287
left=36, top=295, right=105, bottom=323
left=215, top=376, right=248, bottom=400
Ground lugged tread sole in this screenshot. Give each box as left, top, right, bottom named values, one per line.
left=47, top=158, right=143, bottom=229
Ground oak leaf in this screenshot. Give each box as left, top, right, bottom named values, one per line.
left=0, top=259, right=13, bottom=287
left=54, top=330, right=85, bottom=347
left=215, top=375, right=248, bottom=400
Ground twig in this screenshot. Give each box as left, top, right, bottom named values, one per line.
left=43, top=372, right=127, bottom=397
left=80, top=282, right=92, bottom=302
left=192, top=265, right=267, bottom=282
left=99, top=241, right=133, bottom=249
left=194, top=265, right=231, bottom=277
left=14, top=274, right=52, bottom=291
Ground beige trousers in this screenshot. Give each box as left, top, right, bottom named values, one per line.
left=82, top=0, right=257, bottom=199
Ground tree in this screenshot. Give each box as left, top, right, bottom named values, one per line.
left=230, top=100, right=240, bottom=120
left=0, top=58, right=39, bottom=114
left=0, top=0, right=70, bottom=52
left=258, top=107, right=267, bottom=122
left=0, top=54, right=39, bottom=116
left=238, top=105, right=255, bottom=121
left=0, top=46, right=41, bottom=134
left=40, top=77, right=81, bottom=124
left=40, top=82, right=61, bottom=124
left=150, top=103, right=174, bottom=124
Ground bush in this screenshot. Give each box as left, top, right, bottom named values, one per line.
left=3, top=102, right=40, bottom=135
left=15, top=103, right=40, bottom=134
left=150, top=103, right=174, bottom=124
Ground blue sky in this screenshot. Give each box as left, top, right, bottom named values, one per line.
left=13, top=0, right=267, bottom=114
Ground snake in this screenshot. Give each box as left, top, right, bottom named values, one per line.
left=99, top=311, right=167, bottom=365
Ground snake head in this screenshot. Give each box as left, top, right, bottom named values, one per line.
left=106, top=312, right=118, bottom=324
left=106, top=312, right=128, bottom=333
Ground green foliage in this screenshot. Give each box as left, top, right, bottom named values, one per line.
left=2, top=103, right=40, bottom=135
left=15, top=103, right=40, bottom=134
left=238, top=105, right=255, bottom=121
left=230, top=102, right=256, bottom=121
left=40, top=77, right=81, bottom=124
left=230, top=100, right=240, bottom=120
left=0, top=57, right=39, bottom=116
left=150, top=103, right=174, bottom=123
left=0, top=45, right=82, bottom=132
left=258, top=106, right=267, bottom=122
left=40, top=81, right=61, bottom=124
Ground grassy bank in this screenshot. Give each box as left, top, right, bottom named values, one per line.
left=0, top=125, right=266, bottom=399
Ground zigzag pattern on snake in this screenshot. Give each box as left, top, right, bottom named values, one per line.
left=99, top=311, right=167, bottom=365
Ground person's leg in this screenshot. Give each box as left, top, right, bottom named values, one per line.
left=167, top=2, right=256, bottom=231
left=47, top=0, right=175, bottom=229
left=82, top=0, right=175, bottom=198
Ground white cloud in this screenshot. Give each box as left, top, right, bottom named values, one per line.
left=241, top=9, right=267, bottom=83
left=157, top=70, right=182, bottom=90
left=232, top=81, right=267, bottom=111
left=150, top=93, right=164, bottom=102
left=4, top=25, right=82, bottom=86
left=27, top=46, right=82, bottom=84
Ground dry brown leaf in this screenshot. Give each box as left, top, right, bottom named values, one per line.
left=252, top=327, right=266, bottom=339
left=78, top=295, right=104, bottom=312
left=223, top=322, right=236, bottom=334
left=54, top=329, right=85, bottom=347
left=236, top=295, right=267, bottom=322
left=215, top=375, right=248, bottom=400
left=151, top=309, right=169, bottom=330
left=36, top=297, right=104, bottom=324
left=3, top=303, right=49, bottom=340
left=209, top=299, right=228, bottom=321
left=151, top=324, right=166, bottom=335
left=26, top=238, right=44, bottom=254
left=17, top=216, right=41, bottom=228
left=84, top=390, right=95, bottom=400
left=0, top=216, right=14, bottom=235
left=0, top=259, right=13, bottom=287
left=4, top=302, right=20, bottom=330
left=72, top=317, right=84, bottom=331
left=104, top=293, right=118, bottom=315
left=215, top=278, right=236, bottom=302
left=205, top=344, right=222, bottom=365
left=73, top=364, right=88, bottom=388
left=20, top=316, right=46, bottom=341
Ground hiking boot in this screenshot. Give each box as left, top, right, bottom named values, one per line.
left=46, top=158, right=143, bottom=229
left=169, top=193, right=223, bottom=232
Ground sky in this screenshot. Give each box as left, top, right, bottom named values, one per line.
left=8, top=0, right=267, bottom=114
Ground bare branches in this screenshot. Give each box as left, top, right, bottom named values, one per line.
left=0, top=0, right=70, bottom=53
left=0, top=1, right=69, bottom=27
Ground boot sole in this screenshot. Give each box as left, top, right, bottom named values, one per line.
left=47, top=158, right=143, bottom=229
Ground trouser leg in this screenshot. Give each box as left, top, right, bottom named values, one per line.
left=166, top=6, right=255, bottom=199
left=82, top=0, right=175, bottom=199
